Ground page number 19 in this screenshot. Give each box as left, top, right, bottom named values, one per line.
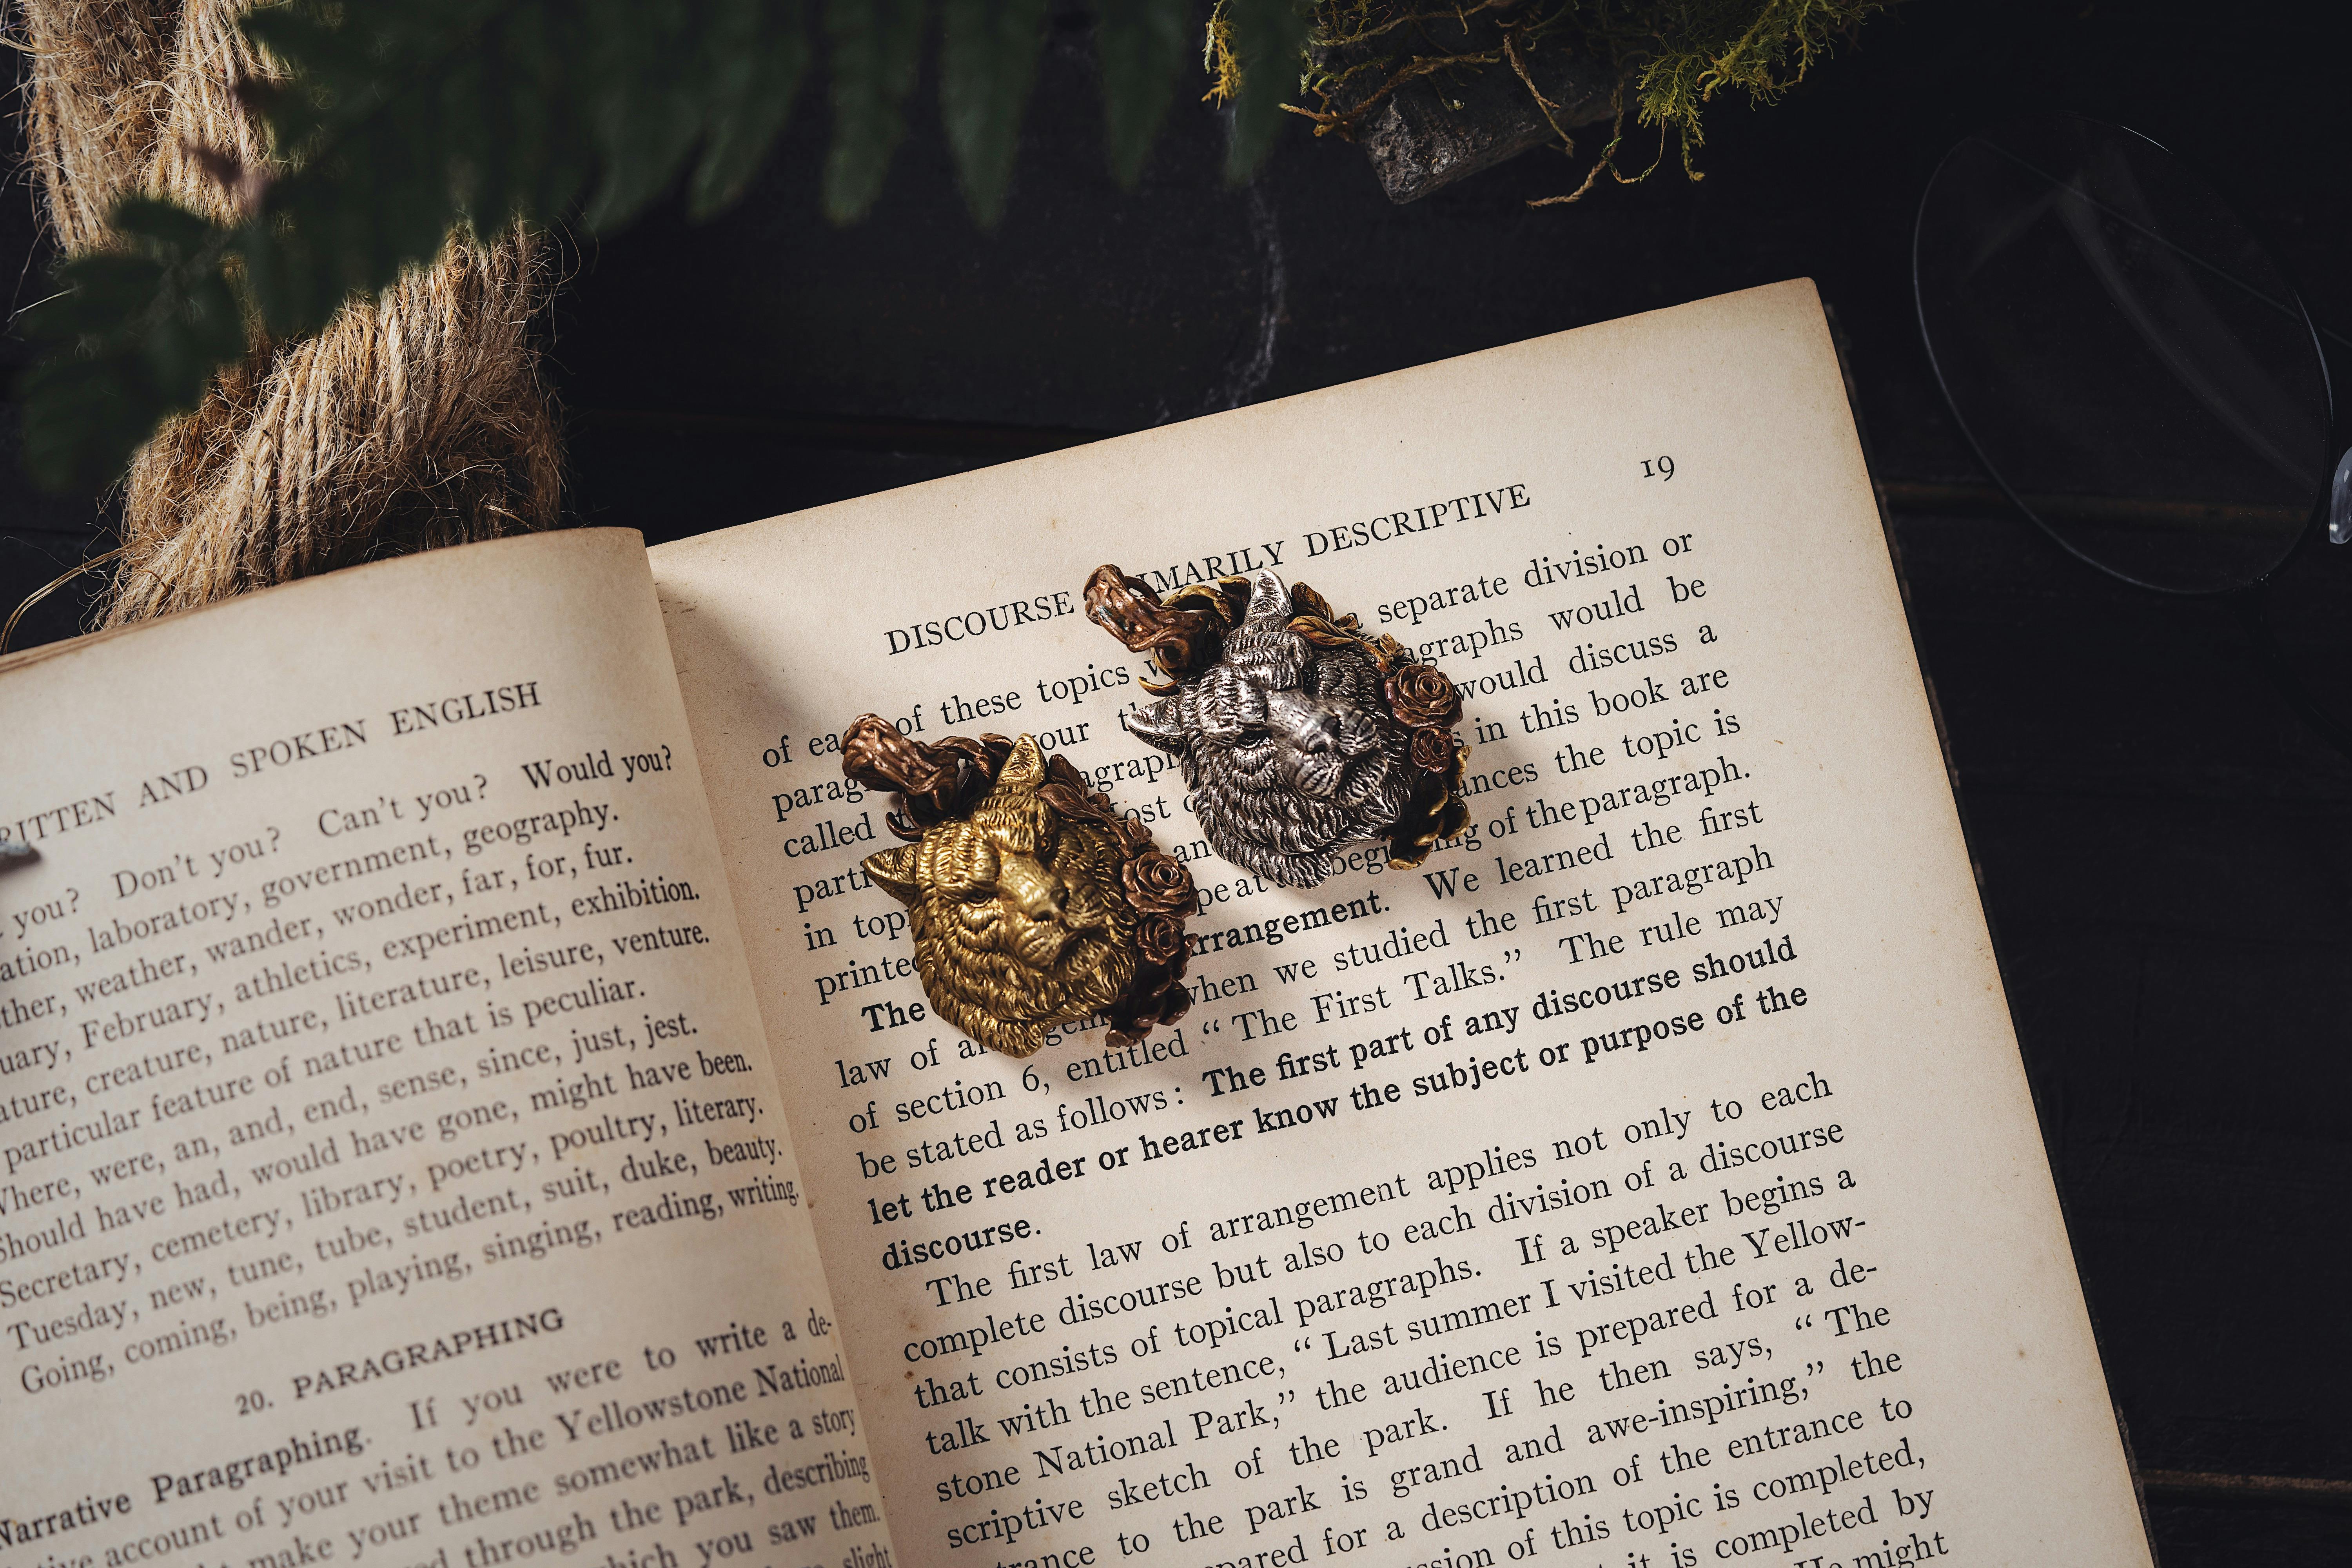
left=1641, top=455, right=1675, bottom=481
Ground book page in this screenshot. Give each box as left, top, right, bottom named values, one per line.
left=653, top=281, right=2151, bottom=1568
left=0, top=534, right=893, bottom=1568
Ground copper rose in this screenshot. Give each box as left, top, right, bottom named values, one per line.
left=1411, top=726, right=1456, bottom=772
left=1122, top=849, right=1196, bottom=916
left=1136, top=914, right=1185, bottom=965
left=1387, top=663, right=1463, bottom=728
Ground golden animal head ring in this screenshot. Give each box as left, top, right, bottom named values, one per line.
left=840, top=718, right=1194, bottom=1058
left=1084, top=567, right=1471, bottom=888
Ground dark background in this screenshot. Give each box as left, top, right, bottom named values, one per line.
left=6, top=2, right=2349, bottom=1560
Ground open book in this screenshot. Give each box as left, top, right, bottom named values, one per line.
left=1, top=283, right=2151, bottom=1568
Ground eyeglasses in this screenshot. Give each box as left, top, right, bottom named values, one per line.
left=1913, top=112, right=2352, bottom=756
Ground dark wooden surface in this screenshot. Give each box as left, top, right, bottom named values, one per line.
left=6, top=3, right=2350, bottom=1560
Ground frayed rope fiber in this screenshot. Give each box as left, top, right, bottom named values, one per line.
left=18, top=0, right=563, bottom=626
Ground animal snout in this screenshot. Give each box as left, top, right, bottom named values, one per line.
left=1270, top=693, right=1349, bottom=753
left=1000, top=858, right=1069, bottom=921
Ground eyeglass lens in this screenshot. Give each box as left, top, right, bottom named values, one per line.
left=1915, top=115, right=2331, bottom=593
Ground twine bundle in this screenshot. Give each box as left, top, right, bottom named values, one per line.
left=18, top=0, right=562, bottom=625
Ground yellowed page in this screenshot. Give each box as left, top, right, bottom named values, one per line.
left=0, top=533, right=893, bottom=1568
left=653, top=281, right=2150, bottom=1568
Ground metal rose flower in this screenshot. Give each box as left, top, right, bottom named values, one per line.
left=1410, top=726, right=1456, bottom=772
left=1136, top=913, right=1186, bottom=965
left=1122, top=849, right=1196, bottom=915
left=1387, top=663, right=1463, bottom=728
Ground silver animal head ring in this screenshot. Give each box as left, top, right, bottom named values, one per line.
left=1085, top=566, right=1471, bottom=889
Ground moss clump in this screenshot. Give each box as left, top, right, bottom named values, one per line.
left=1265, top=0, right=1895, bottom=200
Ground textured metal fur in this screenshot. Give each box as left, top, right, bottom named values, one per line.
left=1123, top=572, right=1416, bottom=888
left=860, top=736, right=1141, bottom=1058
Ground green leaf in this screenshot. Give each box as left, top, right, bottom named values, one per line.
left=24, top=0, right=1221, bottom=497
left=823, top=0, right=928, bottom=224
left=1094, top=0, right=1189, bottom=187
left=1220, top=0, right=1307, bottom=181
left=581, top=0, right=703, bottom=229
left=940, top=0, right=1049, bottom=226
left=451, top=3, right=592, bottom=229
left=236, top=0, right=595, bottom=332
left=15, top=198, right=247, bottom=492
left=108, top=197, right=228, bottom=260
left=239, top=2, right=474, bottom=331
left=690, top=0, right=813, bottom=218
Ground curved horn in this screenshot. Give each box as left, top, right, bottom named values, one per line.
left=1085, top=564, right=1229, bottom=679
left=840, top=715, right=1007, bottom=835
